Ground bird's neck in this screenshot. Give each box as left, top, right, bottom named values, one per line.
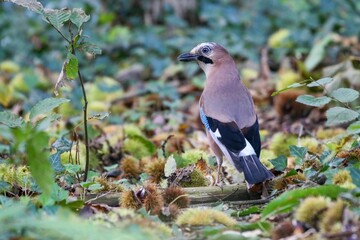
left=204, top=60, right=241, bottom=90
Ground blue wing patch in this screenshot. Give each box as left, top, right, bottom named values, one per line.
left=200, top=108, right=246, bottom=153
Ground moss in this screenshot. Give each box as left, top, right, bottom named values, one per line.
left=180, top=149, right=209, bottom=167
left=176, top=208, right=236, bottom=227
left=300, top=137, right=321, bottom=153
left=319, top=200, right=345, bottom=233
left=0, top=164, right=32, bottom=188
left=123, top=135, right=155, bottom=159
left=123, top=124, right=144, bottom=137
left=269, top=133, right=297, bottom=156
left=260, top=149, right=276, bottom=169
left=180, top=169, right=209, bottom=187
left=316, top=128, right=345, bottom=140
left=144, top=158, right=165, bottom=184
left=295, top=196, right=329, bottom=227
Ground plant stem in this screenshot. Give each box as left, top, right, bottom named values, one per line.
left=77, top=68, right=90, bottom=182
left=46, top=17, right=71, bottom=44
left=70, top=43, right=90, bottom=182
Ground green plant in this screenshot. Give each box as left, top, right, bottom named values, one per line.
left=273, top=77, right=360, bottom=132
left=0, top=98, right=69, bottom=195
left=5, top=0, right=102, bottom=181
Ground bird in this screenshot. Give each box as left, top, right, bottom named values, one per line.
left=178, top=42, right=274, bottom=191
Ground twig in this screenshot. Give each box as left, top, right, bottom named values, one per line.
left=85, top=191, right=112, bottom=204
left=169, top=194, right=189, bottom=206
left=46, top=17, right=71, bottom=44
left=161, top=135, right=174, bottom=158
left=322, top=230, right=359, bottom=239
left=297, top=124, right=303, bottom=146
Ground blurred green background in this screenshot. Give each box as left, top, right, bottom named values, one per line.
left=1, top=0, right=359, bottom=127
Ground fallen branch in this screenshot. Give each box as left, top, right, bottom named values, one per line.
left=85, top=184, right=260, bottom=206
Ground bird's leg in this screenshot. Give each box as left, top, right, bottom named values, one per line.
left=215, top=156, right=223, bottom=188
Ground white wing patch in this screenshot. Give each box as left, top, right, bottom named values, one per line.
left=214, top=128, right=221, bottom=138
left=208, top=128, right=256, bottom=166
left=208, top=129, right=235, bottom=167
left=239, top=139, right=256, bottom=157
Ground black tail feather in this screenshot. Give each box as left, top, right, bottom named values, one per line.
left=233, top=154, right=274, bottom=184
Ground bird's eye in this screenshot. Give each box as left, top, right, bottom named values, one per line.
left=201, top=46, right=211, bottom=55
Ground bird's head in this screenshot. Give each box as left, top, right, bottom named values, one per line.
left=178, top=42, right=231, bottom=75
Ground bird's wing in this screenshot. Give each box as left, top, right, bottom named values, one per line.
left=200, top=107, right=273, bottom=184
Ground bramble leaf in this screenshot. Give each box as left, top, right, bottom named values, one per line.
left=70, top=8, right=90, bottom=29
left=0, top=111, right=25, bottom=128
left=29, top=98, right=70, bottom=122
left=330, top=88, right=359, bottom=103
left=306, top=77, right=333, bottom=87
left=296, top=95, right=332, bottom=107
left=325, top=107, right=359, bottom=126
left=43, top=9, right=71, bottom=30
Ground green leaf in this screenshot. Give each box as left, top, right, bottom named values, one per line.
left=349, top=167, right=360, bottom=188
left=0, top=111, right=25, bottom=128
left=26, top=130, right=54, bottom=196
left=347, top=121, right=360, bottom=134
left=289, top=145, right=307, bottom=159
left=78, top=42, right=102, bottom=55
left=296, top=95, right=332, bottom=107
left=325, top=107, right=359, bottom=126
left=232, top=206, right=261, bottom=217
left=164, top=155, right=177, bottom=177
left=65, top=54, right=79, bottom=80
left=269, top=155, right=287, bottom=171
left=29, top=98, right=70, bottom=122
left=330, top=88, right=359, bottom=103
left=64, top=164, right=81, bottom=175
left=88, top=183, right=103, bottom=192
left=271, top=82, right=305, bottom=96
left=49, top=152, right=65, bottom=173
left=234, top=221, right=272, bottom=232
left=304, top=35, right=332, bottom=71
left=306, top=77, right=334, bottom=87
left=6, top=0, right=44, bottom=13
left=43, top=9, right=71, bottom=30
left=283, top=169, right=298, bottom=177
left=261, top=185, right=347, bottom=220
left=70, top=8, right=90, bottom=29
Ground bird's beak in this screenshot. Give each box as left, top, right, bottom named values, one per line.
left=177, top=52, right=199, bottom=62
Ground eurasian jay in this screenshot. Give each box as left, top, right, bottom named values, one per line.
left=178, top=42, right=274, bottom=189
